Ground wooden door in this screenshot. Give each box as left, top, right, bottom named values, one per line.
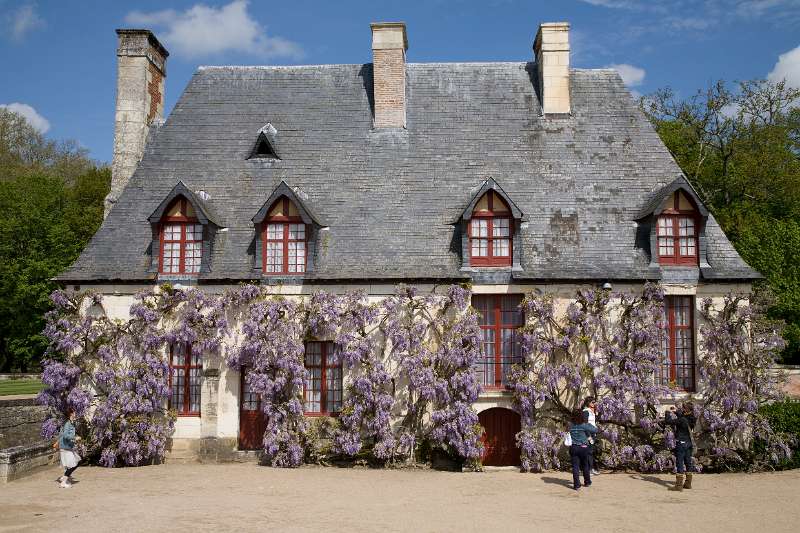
left=239, top=371, right=266, bottom=450
left=479, top=408, right=521, bottom=466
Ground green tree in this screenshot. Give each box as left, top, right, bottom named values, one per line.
left=642, top=79, right=800, bottom=363
left=0, top=109, right=109, bottom=371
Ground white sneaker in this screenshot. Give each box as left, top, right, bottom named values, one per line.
left=592, top=469, right=600, bottom=475
left=60, top=479, right=71, bottom=488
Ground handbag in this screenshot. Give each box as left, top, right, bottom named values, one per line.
left=563, top=431, right=572, bottom=447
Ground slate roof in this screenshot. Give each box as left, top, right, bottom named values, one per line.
left=59, top=62, right=759, bottom=282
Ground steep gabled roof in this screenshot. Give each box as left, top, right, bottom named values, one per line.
left=458, top=177, right=525, bottom=222
left=252, top=180, right=325, bottom=226
left=58, top=63, right=759, bottom=282
left=147, top=181, right=221, bottom=226
left=636, top=176, right=709, bottom=219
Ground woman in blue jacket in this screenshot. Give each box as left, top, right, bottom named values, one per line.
left=569, top=409, right=598, bottom=491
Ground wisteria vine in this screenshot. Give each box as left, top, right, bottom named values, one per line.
left=39, top=282, right=789, bottom=472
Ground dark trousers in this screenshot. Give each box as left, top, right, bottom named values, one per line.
left=64, top=465, right=78, bottom=477
left=570, top=444, right=591, bottom=489
left=674, top=442, right=694, bottom=474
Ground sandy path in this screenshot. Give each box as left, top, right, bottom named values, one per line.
left=1, top=463, right=798, bottom=532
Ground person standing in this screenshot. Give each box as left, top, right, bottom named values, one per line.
left=663, top=402, right=696, bottom=491
left=582, top=397, right=600, bottom=475
left=568, top=409, right=598, bottom=491
left=57, top=409, right=81, bottom=489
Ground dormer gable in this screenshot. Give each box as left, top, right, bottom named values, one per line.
left=458, top=178, right=524, bottom=271
left=637, top=176, right=711, bottom=272
left=147, top=181, right=220, bottom=276
left=248, top=123, right=279, bottom=160
left=252, top=181, right=324, bottom=276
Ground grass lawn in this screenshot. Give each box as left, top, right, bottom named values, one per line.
left=0, top=378, right=44, bottom=396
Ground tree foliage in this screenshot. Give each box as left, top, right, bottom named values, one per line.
left=0, top=108, right=109, bottom=371
left=642, top=79, right=800, bottom=362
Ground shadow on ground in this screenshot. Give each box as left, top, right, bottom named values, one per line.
left=541, top=476, right=573, bottom=489
left=631, top=474, right=672, bottom=488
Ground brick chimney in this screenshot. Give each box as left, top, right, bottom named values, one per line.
left=105, top=29, right=169, bottom=217
left=370, top=22, right=408, bottom=129
left=533, top=22, right=570, bottom=115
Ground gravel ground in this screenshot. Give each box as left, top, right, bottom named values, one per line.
left=1, top=463, right=799, bottom=532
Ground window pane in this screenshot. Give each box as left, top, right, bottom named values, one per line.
left=171, top=368, right=184, bottom=410
left=679, top=237, right=696, bottom=257
left=266, top=242, right=283, bottom=272
left=500, top=295, right=524, bottom=326
left=172, top=343, right=186, bottom=366
left=164, top=224, right=182, bottom=241
left=657, top=217, right=674, bottom=237
left=288, top=224, right=305, bottom=240
left=471, top=219, right=488, bottom=238
left=472, top=238, right=488, bottom=257
left=243, top=377, right=259, bottom=411
left=189, top=367, right=201, bottom=413
left=678, top=218, right=694, bottom=237
left=493, top=238, right=510, bottom=257
left=184, top=242, right=202, bottom=273
left=492, top=218, right=509, bottom=237
left=288, top=241, right=306, bottom=273
left=658, top=237, right=674, bottom=257
left=185, top=224, right=203, bottom=241
left=267, top=223, right=283, bottom=240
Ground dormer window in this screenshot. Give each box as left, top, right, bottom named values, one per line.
left=262, top=196, right=306, bottom=274
left=159, top=197, right=203, bottom=274
left=469, top=191, right=513, bottom=267
left=657, top=191, right=698, bottom=265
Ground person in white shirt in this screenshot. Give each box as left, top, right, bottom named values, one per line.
left=582, top=397, right=600, bottom=475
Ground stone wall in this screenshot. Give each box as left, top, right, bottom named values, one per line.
left=0, top=397, right=48, bottom=449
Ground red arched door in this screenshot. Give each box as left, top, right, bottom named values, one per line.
left=239, top=371, right=266, bottom=450
left=479, top=407, right=521, bottom=466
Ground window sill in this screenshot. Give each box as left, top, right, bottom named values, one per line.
left=175, top=413, right=201, bottom=418
left=479, top=388, right=514, bottom=398
left=304, top=412, right=340, bottom=418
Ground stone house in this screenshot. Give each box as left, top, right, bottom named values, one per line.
left=58, top=22, right=759, bottom=465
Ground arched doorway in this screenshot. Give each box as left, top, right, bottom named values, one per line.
left=479, top=407, right=521, bottom=466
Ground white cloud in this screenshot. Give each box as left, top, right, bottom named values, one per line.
left=579, top=0, right=637, bottom=7
left=606, top=63, right=647, bottom=87
left=125, top=0, right=303, bottom=60
left=767, top=44, right=800, bottom=88
left=6, top=3, right=45, bottom=41
left=0, top=103, right=50, bottom=133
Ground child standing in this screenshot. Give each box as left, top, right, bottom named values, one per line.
left=57, top=409, right=81, bottom=488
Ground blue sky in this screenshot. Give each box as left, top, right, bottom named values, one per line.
left=2, top=0, right=799, bottom=164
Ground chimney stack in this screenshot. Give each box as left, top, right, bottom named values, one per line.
left=105, top=29, right=169, bottom=217
left=370, top=22, right=408, bottom=129
left=533, top=22, right=571, bottom=115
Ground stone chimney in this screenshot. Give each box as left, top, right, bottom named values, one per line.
left=370, top=22, right=408, bottom=129
left=105, top=29, right=169, bottom=217
left=533, top=22, right=570, bottom=115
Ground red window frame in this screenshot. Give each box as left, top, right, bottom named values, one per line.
left=658, top=296, right=696, bottom=392
left=469, top=193, right=513, bottom=267
left=303, top=341, right=343, bottom=416
left=472, top=295, right=524, bottom=389
left=169, top=342, right=202, bottom=416
left=159, top=197, right=203, bottom=275
left=657, top=194, right=698, bottom=265
left=261, top=197, right=307, bottom=275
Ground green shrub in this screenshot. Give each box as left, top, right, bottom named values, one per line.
left=759, top=400, right=800, bottom=470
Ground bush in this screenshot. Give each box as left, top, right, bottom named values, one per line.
left=758, top=400, right=800, bottom=470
